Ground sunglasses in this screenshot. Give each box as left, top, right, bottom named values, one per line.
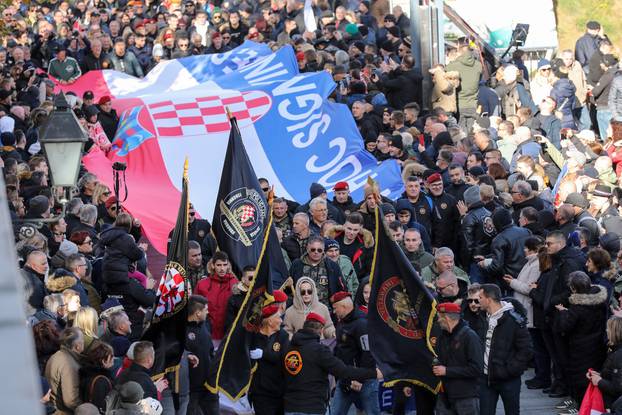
left=300, top=289, right=313, bottom=295
left=109, top=206, right=117, bottom=211
left=467, top=298, right=479, bottom=304
left=189, top=212, right=196, bottom=216
left=261, top=187, right=269, bottom=192
left=309, top=248, right=324, bottom=253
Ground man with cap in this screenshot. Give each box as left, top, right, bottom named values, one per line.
left=283, top=312, right=381, bottom=415
left=332, top=181, right=357, bottom=217
left=295, top=182, right=345, bottom=225
left=48, top=45, right=81, bottom=83
left=330, top=291, right=380, bottom=414
left=397, top=175, right=433, bottom=235
left=427, top=172, right=461, bottom=252
left=459, top=185, right=495, bottom=280
left=434, top=301, right=483, bottom=415
left=325, top=239, right=359, bottom=295
left=96, top=95, right=119, bottom=141
left=248, top=303, right=289, bottom=415
left=388, top=134, right=409, bottom=165
left=575, top=21, right=606, bottom=73
left=566, top=192, right=601, bottom=247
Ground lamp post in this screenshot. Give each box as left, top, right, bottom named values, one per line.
left=16, top=92, right=88, bottom=224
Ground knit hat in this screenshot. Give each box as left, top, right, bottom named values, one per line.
left=360, top=0, right=370, bottom=10
left=28, top=195, right=50, bottom=217
left=83, top=91, right=94, bottom=100
left=324, top=238, right=340, bottom=251
left=389, top=134, right=403, bottom=150
left=565, top=192, right=589, bottom=209
left=309, top=182, right=326, bottom=199
left=468, top=166, right=485, bottom=177
left=382, top=202, right=396, bottom=216
left=599, top=233, right=620, bottom=257
left=1, top=131, right=15, bottom=146
left=463, top=185, right=481, bottom=207
left=119, top=381, right=144, bottom=403
left=75, top=403, right=100, bottom=415
left=492, top=208, right=513, bottom=231
left=537, top=59, right=551, bottom=70
left=0, top=116, right=15, bottom=133
left=58, top=240, right=78, bottom=258
left=475, top=115, right=490, bottom=129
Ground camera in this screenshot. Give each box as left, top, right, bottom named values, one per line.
left=112, top=162, right=127, bottom=171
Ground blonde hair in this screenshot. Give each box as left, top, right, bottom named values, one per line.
left=92, top=183, right=111, bottom=205
left=74, top=306, right=99, bottom=339
left=607, top=317, right=622, bottom=346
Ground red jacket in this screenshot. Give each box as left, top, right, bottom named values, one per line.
left=196, top=273, right=238, bottom=340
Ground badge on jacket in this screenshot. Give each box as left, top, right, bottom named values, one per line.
left=273, top=342, right=281, bottom=352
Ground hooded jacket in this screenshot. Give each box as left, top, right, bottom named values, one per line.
left=101, top=226, right=144, bottom=286
left=394, top=197, right=433, bottom=251
left=326, top=224, right=374, bottom=279
left=284, top=277, right=335, bottom=339
left=550, top=78, right=578, bottom=129
left=445, top=52, right=483, bottom=110
left=46, top=268, right=90, bottom=307
left=482, top=209, right=531, bottom=279
left=195, top=272, right=238, bottom=340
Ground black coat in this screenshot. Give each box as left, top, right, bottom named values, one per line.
left=116, top=362, right=158, bottom=399
left=598, top=345, right=622, bottom=408
left=101, top=227, right=144, bottom=286
left=543, top=246, right=586, bottom=324
left=185, top=320, right=215, bottom=393
left=484, top=224, right=530, bottom=279
left=483, top=307, right=534, bottom=382
left=21, top=266, right=47, bottom=312
left=281, top=234, right=307, bottom=263
left=446, top=182, right=471, bottom=202
left=460, top=202, right=494, bottom=267
left=283, top=329, right=376, bottom=414
left=436, top=320, right=484, bottom=400
left=556, top=285, right=608, bottom=385
left=430, top=192, right=461, bottom=251
left=379, top=68, right=422, bottom=109
left=334, top=309, right=375, bottom=372
left=97, top=108, right=119, bottom=141
left=461, top=303, right=487, bottom=340
left=511, top=197, right=545, bottom=225
left=79, top=365, right=113, bottom=412
left=289, top=256, right=346, bottom=307
left=250, top=328, right=289, bottom=399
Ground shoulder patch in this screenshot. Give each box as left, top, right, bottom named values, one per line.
left=284, top=350, right=303, bottom=375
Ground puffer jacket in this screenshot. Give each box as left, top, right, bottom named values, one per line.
left=283, top=277, right=335, bottom=339
left=101, top=227, right=144, bottom=286
left=325, top=224, right=374, bottom=279
left=550, top=78, right=578, bottom=129
left=460, top=202, right=495, bottom=267
left=195, top=273, right=238, bottom=340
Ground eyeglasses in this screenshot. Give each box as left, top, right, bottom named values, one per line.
left=77, top=263, right=87, bottom=268
left=467, top=298, right=479, bottom=304
left=309, top=248, right=324, bottom=253
left=300, top=289, right=313, bottom=295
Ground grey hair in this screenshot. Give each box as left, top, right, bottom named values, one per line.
left=309, top=197, right=327, bottom=211
left=79, top=204, right=98, bottom=225
left=513, top=180, right=532, bottom=198
left=108, top=310, right=128, bottom=331
left=434, top=247, right=454, bottom=259
left=77, top=173, right=97, bottom=190
left=67, top=197, right=84, bottom=215
left=293, top=212, right=310, bottom=224
left=43, top=293, right=65, bottom=314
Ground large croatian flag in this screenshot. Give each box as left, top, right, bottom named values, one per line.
left=81, top=42, right=404, bottom=254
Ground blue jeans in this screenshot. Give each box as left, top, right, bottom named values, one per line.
left=479, top=376, right=521, bottom=415
left=331, top=379, right=380, bottom=415
left=578, top=105, right=592, bottom=131
left=468, top=263, right=486, bottom=284
left=597, top=109, right=612, bottom=139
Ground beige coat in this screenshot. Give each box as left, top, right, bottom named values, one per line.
left=283, top=277, right=335, bottom=339
left=509, top=253, right=541, bottom=328
left=430, top=67, right=459, bottom=113
left=45, top=346, right=82, bottom=414
left=568, top=60, right=588, bottom=105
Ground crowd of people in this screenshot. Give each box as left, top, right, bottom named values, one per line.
left=5, top=0, right=622, bottom=413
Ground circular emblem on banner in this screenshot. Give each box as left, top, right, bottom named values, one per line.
left=153, top=262, right=187, bottom=323
left=419, top=208, right=426, bottom=215
left=273, top=342, right=281, bottom=352
left=440, top=203, right=448, bottom=209
left=376, top=276, right=424, bottom=340
left=284, top=350, right=303, bottom=375
left=220, top=188, right=267, bottom=247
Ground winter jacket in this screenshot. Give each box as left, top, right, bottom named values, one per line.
left=46, top=270, right=90, bottom=307
left=598, top=345, right=622, bottom=408
left=445, top=52, right=483, bottom=110
left=543, top=246, right=587, bottom=325
left=249, top=328, right=290, bottom=402
left=101, top=227, right=144, bottom=286
left=331, top=255, right=359, bottom=295
left=97, top=108, right=119, bottom=142
left=282, top=233, right=309, bottom=263
left=482, top=302, right=533, bottom=382
left=430, top=68, right=458, bottom=113
left=497, top=81, right=537, bottom=117
left=509, top=254, right=540, bottom=328
left=326, top=224, right=374, bottom=279
left=379, top=67, right=422, bottom=110
left=45, top=346, right=83, bottom=414
left=550, top=78, right=578, bottom=129
left=283, top=277, right=335, bottom=339
left=115, top=362, right=157, bottom=400
left=79, top=365, right=113, bottom=413
left=536, top=113, right=562, bottom=150
left=510, top=138, right=542, bottom=171
left=436, top=320, right=483, bottom=400
left=80, top=51, right=106, bottom=73
left=401, top=243, right=434, bottom=273
left=290, top=255, right=345, bottom=307
left=21, top=266, right=47, bottom=314
left=460, top=202, right=495, bottom=267
left=195, top=273, right=238, bottom=340
left=609, top=71, right=622, bottom=121
left=332, top=197, right=358, bottom=217
left=106, top=51, right=144, bottom=77
left=334, top=308, right=375, bottom=380
left=395, top=196, right=433, bottom=243
left=575, top=33, right=601, bottom=71
left=430, top=192, right=461, bottom=252
left=593, top=66, right=618, bottom=109
left=556, top=285, right=608, bottom=386
left=481, top=222, right=530, bottom=279
left=283, top=328, right=376, bottom=414
left=511, top=196, right=545, bottom=225
left=185, top=319, right=216, bottom=393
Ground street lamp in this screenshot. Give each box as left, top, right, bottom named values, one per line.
left=39, top=92, right=89, bottom=188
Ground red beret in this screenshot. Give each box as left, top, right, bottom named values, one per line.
left=333, top=181, right=349, bottom=191
left=163, top=32, right=174, bottom=41
left=306, top=312, right=325, bottom=325
left=296, top=51, right=305, bottom=62
left=98, top=95, right=112, bottom=105
left=261, top=304, right=280, bottom=319
left=330, top=291, right=351, bottom=304
left=211, top=31, right=221, bottom=40
left=105, top=196, right=118, bottom=209
left=426, top=172, right=442, bottom=185
left=436, top=302, right=461, bottom=314
left=273, top=289, right=288, bottom=303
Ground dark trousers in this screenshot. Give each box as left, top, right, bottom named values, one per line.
left=541, top=328, right=566, bottom=389
left=529, top=328, right=551, bottom=385
left=479, top=376, right=521, bottom=415
left=435, top=393, right=480, bottom=415
left=250, top=393, right=284, bottom=415
left=187, top=390, right=219, bottom=415
left=392, top=383, right=435, bottom=415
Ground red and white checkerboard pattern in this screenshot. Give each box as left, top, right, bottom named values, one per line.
left=236, top=204, right=256, bottom=226
left=146, top=90, right=272, bottom=137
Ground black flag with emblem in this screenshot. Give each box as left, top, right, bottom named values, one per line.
left=208, top=199, right=278, bottom=401
left=367, top=179, right=441, bottom=394
left=212, top=115, right=269, bottom=276
left=142, top=158, right=190, bottom=391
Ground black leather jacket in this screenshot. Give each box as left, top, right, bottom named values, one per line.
left=460, top=202, right=495, bottom=266
left=484, top=224, right=531, bottom=278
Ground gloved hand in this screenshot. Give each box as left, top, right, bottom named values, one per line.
left=250, top=348, right=263, bottom=360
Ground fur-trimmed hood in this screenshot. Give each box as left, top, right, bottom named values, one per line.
left=325, top=223, right=374, bottom=248
left=401, top=160, right=426, bottom=184
left=46, top=271, right=78, bottom=293
left=569, top=285, right=608, bottom=306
